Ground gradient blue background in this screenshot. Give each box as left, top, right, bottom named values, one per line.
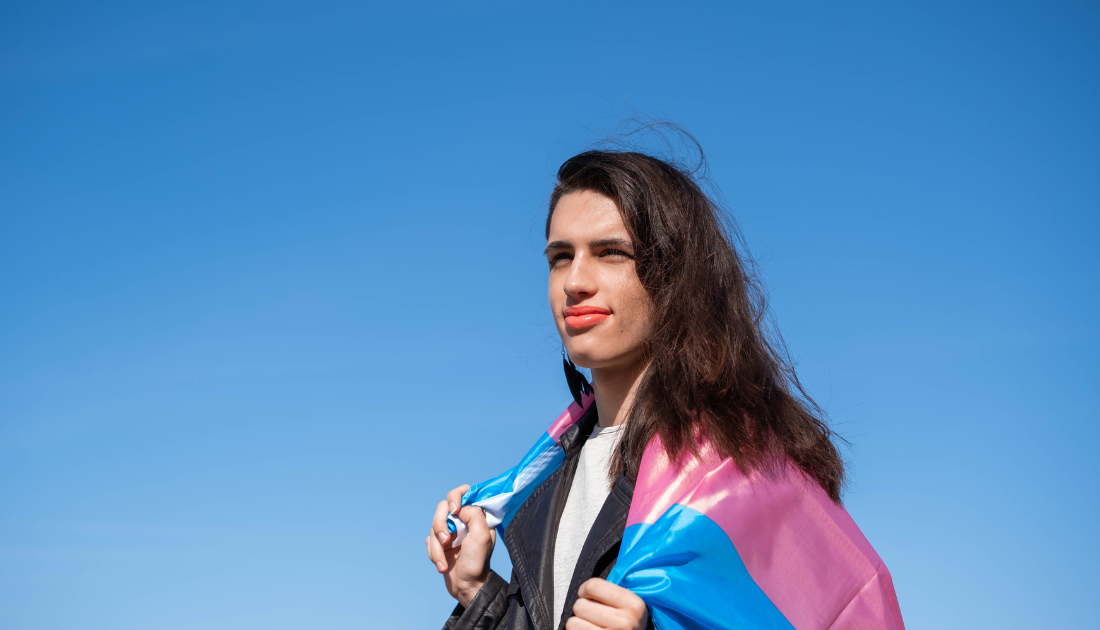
left=2, top=2, right=1097, bottom=628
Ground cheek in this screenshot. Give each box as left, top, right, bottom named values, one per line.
left=612, top=273, right=652, bottom=335
left=548, top=273, right=566, bottom=322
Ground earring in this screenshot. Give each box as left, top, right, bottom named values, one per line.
left=562, top=350, right=593, bottom=408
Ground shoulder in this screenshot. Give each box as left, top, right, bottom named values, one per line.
left=629, top=436, right=903, bottom=629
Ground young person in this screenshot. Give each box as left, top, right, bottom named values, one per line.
left=426, top=149, right=904, bottom=630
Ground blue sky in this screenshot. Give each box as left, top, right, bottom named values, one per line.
left=1, top=1, right=1097, bottom=628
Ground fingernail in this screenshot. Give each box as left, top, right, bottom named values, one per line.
left=438, top=532, right=448, bottom=544
left=449, top=502, right=456, bottom=513
left=436, top=561, right=446, bottom=572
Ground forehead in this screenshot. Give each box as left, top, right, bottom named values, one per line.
left=547, top=190, right=628, bottom=242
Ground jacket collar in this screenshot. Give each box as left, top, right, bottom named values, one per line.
left=502, top=404, right=636, bottom=630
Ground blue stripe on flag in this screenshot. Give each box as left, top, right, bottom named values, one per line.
left=609, top=504, right=795, bottom=630
left=453, top=432, right=565, bottom=533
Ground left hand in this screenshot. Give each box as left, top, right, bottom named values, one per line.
left=567, top=577, right=649, bottom=630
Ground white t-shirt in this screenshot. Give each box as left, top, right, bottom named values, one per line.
left=552, top=423, right=625, bottom=625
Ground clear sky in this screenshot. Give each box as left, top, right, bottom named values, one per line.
left=1, top=1, right=1097, bottom=628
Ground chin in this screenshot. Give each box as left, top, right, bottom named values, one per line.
left=562, top=344, right=599, bottom=369
left=563, top=339, right=619, bottom=370
left=568, top=354, right=599, bottom=370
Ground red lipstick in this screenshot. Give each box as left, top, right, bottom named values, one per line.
left=564, top=305, right=611, bottom=329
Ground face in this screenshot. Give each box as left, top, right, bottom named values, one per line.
left=546, top=190, right=652, bottom=372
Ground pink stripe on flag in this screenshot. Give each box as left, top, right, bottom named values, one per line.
left=628, top=437, right=904, bottom=630
left=546, top=393, right=594, bottom=442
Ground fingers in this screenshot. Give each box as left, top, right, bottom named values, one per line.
left=564, top=616, right=601, bottom=630
left=571, top=597, right=619, bottom=628
left=576, top=577, right=632, bottom=605
left=447, top=484, right=470, bottom=514
left=432, top=499, right=452, bottom=546
left=428, top=485, right=470, bottom=574
left=425, top=530, right=447, bottom=573
left=574, top=578, right=648, bottom=630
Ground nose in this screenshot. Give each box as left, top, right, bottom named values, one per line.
left=563, top=252, right=597, bottom=301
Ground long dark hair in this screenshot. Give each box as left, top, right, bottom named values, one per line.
left=547, top=146, right=847, bottom=502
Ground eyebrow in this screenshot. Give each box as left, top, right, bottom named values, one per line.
left=543, top=237, right=634, bottom=255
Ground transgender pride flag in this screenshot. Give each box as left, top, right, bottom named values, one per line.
left=608, top=437, right=904, bottom=630
left=450, top=399, right=905, bottom=630
left=446, top=394, right=593, bottom=547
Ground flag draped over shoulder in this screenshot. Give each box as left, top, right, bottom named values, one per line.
left=446, top=394, right=595, bottom=547
left=448, top=399, right=905, bottom=630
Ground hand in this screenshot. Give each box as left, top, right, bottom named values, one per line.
left=425, top=484, right=496, bottom=608
left=567, top=578, right=649, bottom=630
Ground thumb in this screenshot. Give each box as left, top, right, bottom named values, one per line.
left=458, top=505, right=493, bottom=548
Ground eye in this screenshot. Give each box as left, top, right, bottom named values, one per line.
left=548, top=252, right=573, bottom=268
left=600, top=248, right=634, bottom=259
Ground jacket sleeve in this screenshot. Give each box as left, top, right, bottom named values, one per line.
left=441, top=570, right=510, bottom=630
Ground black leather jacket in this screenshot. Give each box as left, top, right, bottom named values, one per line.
left=441, top=405, right=652, bottom=630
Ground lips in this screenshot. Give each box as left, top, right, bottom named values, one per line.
left=563, top=305, right=611, bottom=329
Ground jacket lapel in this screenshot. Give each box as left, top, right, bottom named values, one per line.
left=555, top=472, right=634, bottom=630
left=503, top=404, right=598, bottom=630
left=501, top=406, right=638, bottom=630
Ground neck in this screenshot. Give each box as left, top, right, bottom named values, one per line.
left=590, top=358, right=648, bottom=429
